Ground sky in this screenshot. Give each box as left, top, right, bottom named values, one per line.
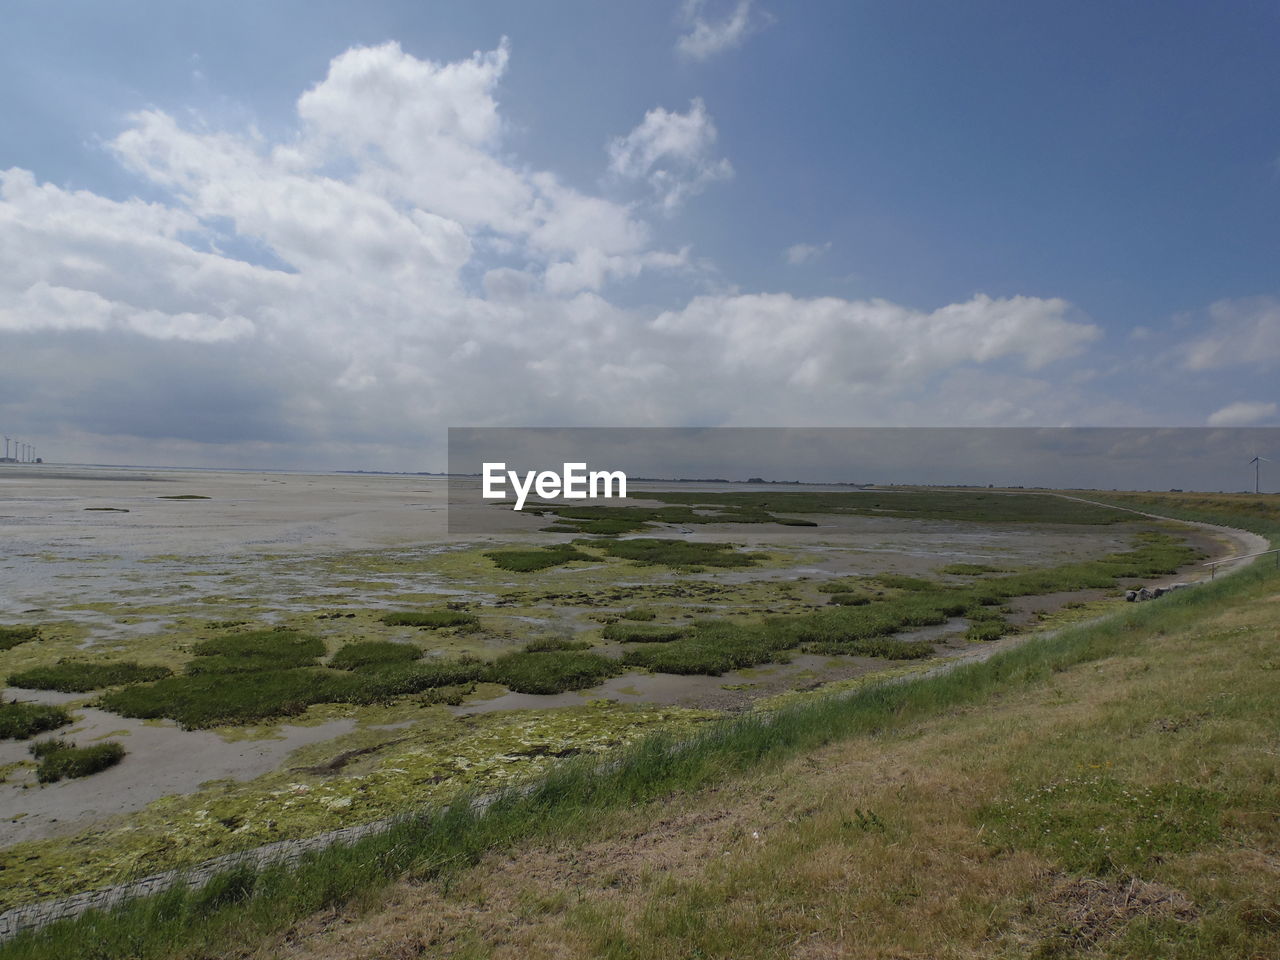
left=2, top=0, right=1279, bottom=471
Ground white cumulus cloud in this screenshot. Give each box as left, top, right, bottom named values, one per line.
left=608, top=98, right=733, bottom=213
left=0, top=40, right=1123, bottom=468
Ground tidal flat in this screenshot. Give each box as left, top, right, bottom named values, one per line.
left=0, top=466, right=1244, bottom=910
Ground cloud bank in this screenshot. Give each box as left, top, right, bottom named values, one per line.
left=0, top=40, right=1140, bottom=468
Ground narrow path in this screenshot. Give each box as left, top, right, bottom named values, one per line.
left=0, top=503, right=1270, bottom=944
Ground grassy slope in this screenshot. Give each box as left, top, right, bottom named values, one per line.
left=252, top=509, right=1279, bottom=959
left=4, top=495, right=1277, bottom=959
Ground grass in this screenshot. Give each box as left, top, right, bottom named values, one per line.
left=29, top=739, right=126, bottom=784
left=589, top=538, right=765, bottom=569
left=184, top=630, right=325, bottom=676
left=380, top=608, right=479, bottom=629
left=1, top=489, right=1273, bottom=959
left=826, top=592, right=870, bottom=606
left=99, top=670, right=356, bottom=729
left=618, top=607, right=657, bottom=621
left=97, top=657, right=490, bottom=730
left=485, top=544, right=595, bottom=572
left=0, top=700, right=72, bottom=740
left=522, top=637, right=594, bottom=653
left=328, top=642, right=422, bottom=671
left=7, top=660, right=173, bottom=693
left=0, top=625, right=39, bottom=652
left=964, top=620, right=1008, bottom=642
left=600, top=623, right=689, bottom=643
left=486, top=651, right=623, bottom=695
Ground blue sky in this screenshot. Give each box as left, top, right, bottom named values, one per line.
left=1, top=1, right=1278, bottom=469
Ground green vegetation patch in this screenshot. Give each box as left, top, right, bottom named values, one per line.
left=620, top=532, right=1195, bottom=675
left=0, top=699, right=72, bottom=740
left=826, top=593, right=870, bottom=606
left=8, top=660, right=172, bottom=693
left=0, top=625, right=39, bottom=651
left=29, top=738, right=126, bottom=784
left=380, top=608, right=479, bottom=629
left=601, top=623, right=689, bottom=643
left=590, top=538, right=764, bottom=569
left=982, top=776, right=1223, bottom=875
left=484, top=544, right=594, bottom=572
left=618, top=607, right=658, bottom=621
left=328, top=641, right=422, bottom=671
left=964, top=620, right=1008, bottom=642
left=186, top=630, right=325, bottom=675
left=487, top=651, right=623, bottom=695
left=522, top=637, right=594, bottom=653
left=100, top=670, right=354, bottom=728
left=99, top=656, right=490, bottom=730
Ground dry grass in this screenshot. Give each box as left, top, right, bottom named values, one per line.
left=256, top=580, right=1280, bottom=960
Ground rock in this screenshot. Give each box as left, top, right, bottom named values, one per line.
left=1125, top=590, right=1138, bottom=602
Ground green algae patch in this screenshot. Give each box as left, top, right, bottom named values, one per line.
left=0, top=701, right=718, bottom=912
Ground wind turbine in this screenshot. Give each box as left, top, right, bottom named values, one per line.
left=1251, top=455, right=1271, bottom=495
